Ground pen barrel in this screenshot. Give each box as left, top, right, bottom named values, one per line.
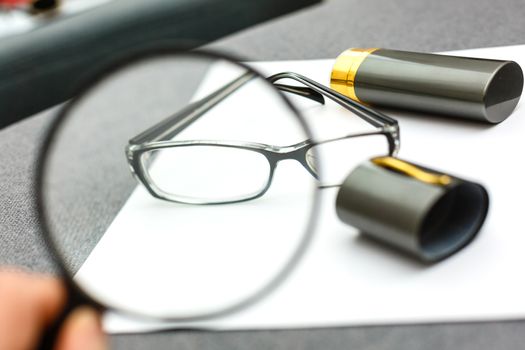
left=330, top=48, right=523, bottom=123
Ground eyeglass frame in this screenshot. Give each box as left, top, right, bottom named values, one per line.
left=126, top=71, right=401, bottom=205
left=36, top=47, right=400, bottom=326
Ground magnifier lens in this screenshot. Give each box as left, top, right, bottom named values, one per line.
left=40, top=52, right=318, bottom=319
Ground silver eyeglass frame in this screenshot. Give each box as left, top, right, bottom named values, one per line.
left=126, top=71, right=401, bottom=205
left=36, top=47, right=401, bottom=326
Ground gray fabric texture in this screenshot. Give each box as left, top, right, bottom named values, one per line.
left=1, top=0, right=525, bottom=348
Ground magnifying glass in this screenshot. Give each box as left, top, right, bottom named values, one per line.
left=36, top=47, right=323, bottom=347
left=36, top=43, right=405, bottom=349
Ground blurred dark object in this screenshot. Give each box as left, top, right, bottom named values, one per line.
left=0, top=0, right=320, bottom=129
left=31, top=0, right=60, bottom=12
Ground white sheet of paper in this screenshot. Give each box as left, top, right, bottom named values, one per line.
left=76, top=45, right=525, bottom=333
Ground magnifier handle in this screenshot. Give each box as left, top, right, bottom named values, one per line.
left=37, top=286, right=100, bottom=350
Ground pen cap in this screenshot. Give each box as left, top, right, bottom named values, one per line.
left=335, top=157, right=489, bottom=262
left=330, top=48, right=523, bottom=123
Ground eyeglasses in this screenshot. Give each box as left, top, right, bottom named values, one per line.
left=39, top=49, right=400, bottom=323
left=125, top=71, right=400, bottom=205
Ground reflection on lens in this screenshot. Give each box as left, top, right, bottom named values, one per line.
left=143, top=145, right=271, bottom=203
left=41, top=51, right=318, bottom=320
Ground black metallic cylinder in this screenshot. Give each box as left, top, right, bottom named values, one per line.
left=335, top=157, right=489, bottom=263
left=330, top=48, right=523, bottom=123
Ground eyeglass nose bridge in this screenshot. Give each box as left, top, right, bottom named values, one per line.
left=269, top=145, right=318, bottom=179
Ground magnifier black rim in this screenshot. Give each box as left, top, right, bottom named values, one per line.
left=35, top=45, right=322, bottom=323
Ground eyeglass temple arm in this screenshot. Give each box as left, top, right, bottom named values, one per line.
left=272, top=84, right=324, bottom=105
left=129, top=73, right=326, bottom=145
left=129, top=71, right=255, bottom=145
left=270, top=72, right=400, bottom=155
left=268, top=72, right=398, bottom=130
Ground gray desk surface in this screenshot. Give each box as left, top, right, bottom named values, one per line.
left=1, top=0, right=525, bottom=348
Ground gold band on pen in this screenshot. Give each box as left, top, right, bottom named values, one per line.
left=330, top=48, right=378, bottom=102
left=371, top=156, right=452, bottom=186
